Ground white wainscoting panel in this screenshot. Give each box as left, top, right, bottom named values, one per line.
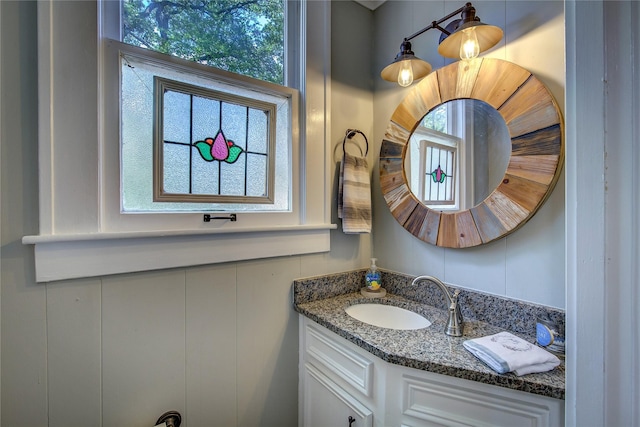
left=101, top=270, right=187, bottom=426
left=235, top=257, right=301, bottom=426
left=185, top=263, right=238, bottom=427
left=46, top=278, right=102, bottom=427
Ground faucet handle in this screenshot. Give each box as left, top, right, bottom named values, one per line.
left=451, top=289, right=461, bottom=306
left=445, top=289, right=463, bottom=337
left=451, top=289, right=463, bottom=322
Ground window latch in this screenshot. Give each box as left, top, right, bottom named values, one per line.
left=203, top=214, right=237, bottom=222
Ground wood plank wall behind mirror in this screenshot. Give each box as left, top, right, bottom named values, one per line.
left=380, top=58, right=564, bottom=248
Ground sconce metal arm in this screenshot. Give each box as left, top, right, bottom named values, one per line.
left=403, top=3, right=470, bottom=43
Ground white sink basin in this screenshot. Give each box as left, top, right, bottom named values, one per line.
left=345, top=304, right=431, bottom=330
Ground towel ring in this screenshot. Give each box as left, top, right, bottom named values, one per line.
left=343, top=129, right=369, bottom=157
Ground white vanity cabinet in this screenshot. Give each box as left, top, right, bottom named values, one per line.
left=299, top=316, right=564, bottom=427
left=299, top=317, right=383, bottom=427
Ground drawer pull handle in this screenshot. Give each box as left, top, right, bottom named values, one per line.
left=348, top=415, right=355, bottom=426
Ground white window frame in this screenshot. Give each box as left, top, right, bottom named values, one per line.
left=110, top=42, right=293, bottom=213
left=419, top=139, right=458, bottom=207
left=149, top=76, right=279, bottom=206
left=410, top=100, right=476, bottom=211
left=409, top=128, right=463, bottom=211
left=23, top=0, right=334, bottom=282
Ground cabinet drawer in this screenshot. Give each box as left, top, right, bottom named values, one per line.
left=400, top=372, right=563, bottom=427
left=304, top=322, right=374, bottom=398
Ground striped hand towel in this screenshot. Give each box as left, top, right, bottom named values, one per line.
left=338, top=152, right=372, bottom=234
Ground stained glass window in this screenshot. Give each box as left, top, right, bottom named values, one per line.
left=117, top=0, right=294, bottom=214
left=120, top=52, right=292, bottom=213
left=154, top=77, right=276, bottom=204
left=407, top=101, right=461, bottom=210
left=421, top=141, right=456, bottom=205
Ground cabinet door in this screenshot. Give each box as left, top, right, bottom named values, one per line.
left=303, top=363, right=373, bottom=427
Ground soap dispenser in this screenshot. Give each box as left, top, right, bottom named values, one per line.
left=365, top=258, right=381, bottom=291
left=362, top=258, right=386, bottom=298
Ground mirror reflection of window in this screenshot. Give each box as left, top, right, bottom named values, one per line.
left=420, top=140, right=457, bottom=206
left=408, top=101, right=466, bottom=211
left=406, top=99, right=510, bottom=212
left=422, top=103, right=448, bottom=133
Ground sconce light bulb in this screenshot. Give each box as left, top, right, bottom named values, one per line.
left=459, top=27, right=480, bottom=60
left=397, top=60, right=414, bottom=87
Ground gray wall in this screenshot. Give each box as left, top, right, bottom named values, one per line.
left=371, top=1, right=566, bottom=308
left=0, top=1, right=373, bottom=426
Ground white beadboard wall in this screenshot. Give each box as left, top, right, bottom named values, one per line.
left=371, top=1, right=566, bottom=308
left=0, top=1, right=373, bottom=426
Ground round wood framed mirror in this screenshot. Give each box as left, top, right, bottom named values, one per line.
left=380, top=58, right=564, bottom=248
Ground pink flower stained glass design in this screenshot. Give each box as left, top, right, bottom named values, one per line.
left=193, top=130, right=244, bottom=164
left=430, top=164, right=448, bottom=183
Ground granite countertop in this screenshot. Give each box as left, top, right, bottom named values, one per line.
left=294, top=290, right=565, bottom=400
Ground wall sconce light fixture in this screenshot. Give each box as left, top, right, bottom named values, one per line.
left=380, top=2, right=503, bottom=87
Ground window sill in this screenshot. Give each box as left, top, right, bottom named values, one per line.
left=23, top=224, right=336, bottom=282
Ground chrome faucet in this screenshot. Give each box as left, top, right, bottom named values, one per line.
left=412, top=275, right=464, bottom=337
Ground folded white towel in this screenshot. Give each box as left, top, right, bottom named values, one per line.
left=338, top=152, right=372, bottom=234
left=463, top=331, right=561, bottom=376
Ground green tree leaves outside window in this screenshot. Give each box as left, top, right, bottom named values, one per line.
left=123, top=0, right=285, bottom=85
